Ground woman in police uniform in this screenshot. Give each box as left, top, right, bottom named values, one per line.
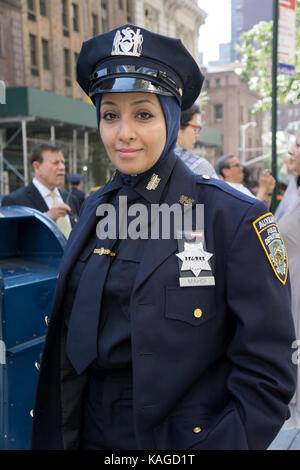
left=31, top=24, right=296, bottom=450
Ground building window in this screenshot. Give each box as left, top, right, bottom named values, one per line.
left=28, top=0, right=36, bottom=21
left=29, top=34, right=37, bottom=66
left=61, top=0, right=68, bottom=27
left=216, top=78, right=221, bottom=88
left=206, top=79, right=210, bottom=89
left=72, top=3, right=79, bottom=32
left=40, top=0, right=47, bottom=16
left=74, top=52, right=79, bottom=74
left=64, top=48, right=71, bottom=86
left=92, top=14, right=98, bottom=36
left=42, top=39, right=49, bottom=70
left=119, top=0, right=123, bottom=9
left=29, top=34, right=39, bottom=75
left=214, top=104, right=223, bottom=123
left=101, top=0, right=107, bottom=9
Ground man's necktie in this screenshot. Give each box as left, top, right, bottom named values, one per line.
left=49, top=191, right=71, bottom=239
left=66, top=185, right=139, bottom=375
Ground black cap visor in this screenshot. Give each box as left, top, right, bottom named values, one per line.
left=89, top=76, right=179, bottom=102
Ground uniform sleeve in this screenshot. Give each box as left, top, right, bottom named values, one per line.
left=223, top=201, right=297, bottom=449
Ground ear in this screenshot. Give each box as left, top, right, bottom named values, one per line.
left=177, top=128, right=184, bottom=146
left=222, top=167, right=230, bottom=179
left=32, top=161, right=40, bottom=174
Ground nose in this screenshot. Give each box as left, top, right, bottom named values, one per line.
left=118, top=117, right=136, bottom=142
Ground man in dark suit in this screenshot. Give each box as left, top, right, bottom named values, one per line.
left=1, top=143, right=79, bottom=238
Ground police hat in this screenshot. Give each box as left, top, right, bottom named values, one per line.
left=76, top=24, right=204, bottom=110
left=67, top=173, right=82, bottom=184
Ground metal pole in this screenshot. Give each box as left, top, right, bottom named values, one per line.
left=73, top=130, right=77, bottom=173
left=84, top=131, right=88, bottom=161
left=241, top=126, right=246, bottom=165
left=271, top=0, right=279, bottom=212
left=22, top=120, right=29, bottom=185
left=0, top=130, right=4, bottom=194
left=50, top=125, right=55, bottom=144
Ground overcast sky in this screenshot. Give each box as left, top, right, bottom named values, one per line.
left=197, top=0, right=232, bottom=65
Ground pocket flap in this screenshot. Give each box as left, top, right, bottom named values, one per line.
left=165, top=286, right=216, bottom=326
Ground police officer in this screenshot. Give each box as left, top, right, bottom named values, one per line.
left=67, top=173, right=86, bottom=209
left=31, top=24, right=296, bottom=450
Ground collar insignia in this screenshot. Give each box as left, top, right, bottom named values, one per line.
left=111, top=27, right=144, bottom=57
left=179, top=195, right=195, bottom=205
left=146, top=173, right=161, bottom=191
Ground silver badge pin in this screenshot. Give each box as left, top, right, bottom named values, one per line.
left=111, top=27, right=144, bottom=57
left=176, top=241, right=213, bottom=277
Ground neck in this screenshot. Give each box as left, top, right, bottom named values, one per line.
left=34, top=176, right=56, bottom=191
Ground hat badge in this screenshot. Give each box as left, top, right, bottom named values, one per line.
left=111, top=27, right=143, bottom=57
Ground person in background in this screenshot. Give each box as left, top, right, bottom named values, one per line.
left=68, top=173, right=86, bottom=210
left=175, top=104, right=217, bottom=177
left=1, top=143, right=79, bottom=238
left=216, top=153, right=275, bottom=207
left=277, top=130, right=300, bottom=430
left=31, top=23, right=296, bottom=451
left=275, top=137, right=300, bottom=221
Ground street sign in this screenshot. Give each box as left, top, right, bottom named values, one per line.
left=278, top=0, right=296, bottom=76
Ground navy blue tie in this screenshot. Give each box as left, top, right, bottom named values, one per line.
left=66, top=186, right=139, bottom=375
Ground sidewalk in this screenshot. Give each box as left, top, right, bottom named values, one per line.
left=268, top=428, right=300, bottom=450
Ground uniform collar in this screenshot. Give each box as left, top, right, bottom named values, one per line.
left=99, top=152, right=177, bottom=204
left=132, top=151, right=177, bottom=204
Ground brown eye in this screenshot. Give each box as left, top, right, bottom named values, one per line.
left=102, top=112, right=118, bottom=121
left=137, top=111, right=153, bottom=120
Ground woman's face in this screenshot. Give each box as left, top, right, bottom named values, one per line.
left=288, top=131, right=300, bottom=176
left=177, top=112, right=201, bottom=151
left=99, top=92, right=167, bottom=175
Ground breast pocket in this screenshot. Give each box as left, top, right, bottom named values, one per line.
left=165, top=286, right=216, bottom=326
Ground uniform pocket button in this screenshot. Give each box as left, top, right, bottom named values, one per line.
left=193, top=308, right=202, bottom=318
left=193, top=426, right=202, bottom=434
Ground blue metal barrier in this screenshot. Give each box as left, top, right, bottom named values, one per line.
left=0, top=206, right=66, bottom=449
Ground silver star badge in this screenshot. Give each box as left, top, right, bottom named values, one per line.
left=176, top=242, right=213, bottom=277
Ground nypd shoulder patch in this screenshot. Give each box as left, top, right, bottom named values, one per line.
left=253, top=212, right=288, bottom=285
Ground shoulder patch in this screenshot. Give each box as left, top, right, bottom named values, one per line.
left=252, top=212, right=288, bottom=285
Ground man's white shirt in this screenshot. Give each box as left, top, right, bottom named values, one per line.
left=32, top=177, right=72, bottom=229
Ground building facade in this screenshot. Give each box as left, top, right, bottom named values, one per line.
left=1, top=0, right=205, bottom=103
left=0, top=0, right=206, bottom=193
left=202, top=65, right=263, bottom=170
left=231, top=0, right=272, bottom=62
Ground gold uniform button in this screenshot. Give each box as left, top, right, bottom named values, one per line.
left=45, top=316, right=50, bottom=326
left=35, top=362, right=40, bottom=371
left=202, top=175, right=210, bottom=180
left=193, top=426, right=202, bottom=434
left=30, top=409, right=34, bottom=418
left=194, top=308, right=202, bottom=318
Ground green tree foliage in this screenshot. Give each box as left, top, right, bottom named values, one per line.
left=236, top=3, right=300, bottom=113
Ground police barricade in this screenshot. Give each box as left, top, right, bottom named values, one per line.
left=0, top=206, right=66, bottom=450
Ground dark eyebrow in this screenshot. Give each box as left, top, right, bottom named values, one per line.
left=101, top=99, right=156, bottom=107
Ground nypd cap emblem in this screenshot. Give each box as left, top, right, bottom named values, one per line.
left=253, top=212, right=288, bottom=285
left=111, top=27, right=143, bottom=57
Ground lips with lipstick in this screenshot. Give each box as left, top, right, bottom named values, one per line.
left=116, top=148, right=142, bottom=158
